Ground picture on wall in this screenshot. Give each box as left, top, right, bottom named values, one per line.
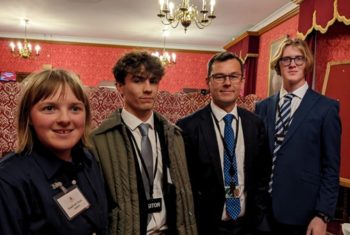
left=267, top=36, right=288, bottom=96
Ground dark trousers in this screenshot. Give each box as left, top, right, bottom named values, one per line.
left=270, top=219, right=307, bottom=235
left=216, top=218, right=252, bottom=235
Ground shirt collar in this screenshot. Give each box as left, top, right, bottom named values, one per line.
left=32, top=145, right=91, bottom=180
left=121, top=108, right=154, bottom=131
left=280, top=82, right=308, bottom=100
left=210, top=101, right=238, bottom=122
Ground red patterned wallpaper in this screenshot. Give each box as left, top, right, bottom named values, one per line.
left=315, top=22, right=350, bottom=92
left=0, top=82, right=261, bottom=155
left=255, top=14, right=299, bottom=98
left=0, top=39, right=214, bottom=93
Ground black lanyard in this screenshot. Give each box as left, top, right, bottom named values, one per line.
left=211, top=111, right=239, bottom=181
left=123, top=119, right=159, bottom=198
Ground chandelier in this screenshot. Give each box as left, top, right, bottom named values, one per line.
left=157, top=0, right=216, bottom=32
left=9, top=19, right=41, bottom=59
left=152, top=30, right=176, bottom=66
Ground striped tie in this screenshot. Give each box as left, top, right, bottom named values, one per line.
left=268, top=94, right=294, bottom=193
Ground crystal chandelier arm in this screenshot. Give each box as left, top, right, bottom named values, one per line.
left=194, top=16, right=214, bottom=29
left=194, top=20, right=206, bottom=29
left=169, top=20, right=180, bottom=29
left=160, top=17, right=180, bottom=29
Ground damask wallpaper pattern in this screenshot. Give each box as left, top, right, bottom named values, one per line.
left=0, top=40, right=214, bottom=93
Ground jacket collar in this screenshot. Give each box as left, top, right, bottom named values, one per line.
left=93, top=109, right=181, bottom=136
left=31, top=145, right=92, bottom=180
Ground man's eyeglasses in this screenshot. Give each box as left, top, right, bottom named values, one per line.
left=279, top=56, right=305, bottom=66
left=209, top=73, right=243, bottom=83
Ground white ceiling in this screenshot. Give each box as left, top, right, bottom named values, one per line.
left=0, top=0, right=297, bottom=52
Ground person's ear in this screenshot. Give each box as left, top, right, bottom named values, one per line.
left=116, top=82, right=123, bottom=95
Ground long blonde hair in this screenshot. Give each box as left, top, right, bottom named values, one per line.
left=16, top=69, right=91, bottom=154
left=271, top=38, right=314, bottom=76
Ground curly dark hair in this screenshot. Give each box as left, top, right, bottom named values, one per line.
left=112, top=51, right=165, bottom=84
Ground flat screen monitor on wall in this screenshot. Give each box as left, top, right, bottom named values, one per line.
left=0, top=71, right=16, bottom=82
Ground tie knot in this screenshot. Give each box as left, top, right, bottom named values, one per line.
left=223, top=114, right=234, bottom=125
left=139, top=123, right=150, bottom=137
left=284, top=93, right=294, bottom=101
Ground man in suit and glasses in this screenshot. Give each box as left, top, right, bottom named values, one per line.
left=177, top=52, right=271, bottom=235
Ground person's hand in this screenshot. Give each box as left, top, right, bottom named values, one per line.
left=306, top=216, right=327, bottom=235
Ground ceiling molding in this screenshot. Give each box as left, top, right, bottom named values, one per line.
left=249, top=2, right=298, bottom=32
left=0, top=36, right=219, bottom=54
left=223, top=3, right=299, bottom=49
left=258, top=6, right=299, bottom=35
left=0, top=0, right=295, bottom=52
left=223, top=31, right=259, bottom=50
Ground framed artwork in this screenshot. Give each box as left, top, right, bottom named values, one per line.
left=322, top=60, right=350, bottom=179
left=267, top=36, right=288, bottom=96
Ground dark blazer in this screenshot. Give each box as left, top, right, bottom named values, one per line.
left=255, top=88, right=341, bottom=225
left=177, top=104, right=271, bottom=234
left=0, top=148, right=109, bottom=235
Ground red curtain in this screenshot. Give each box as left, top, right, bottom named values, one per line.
left=305, top=31, right=316, bottom=88
left=225, top=34, right=259, bottom=95
left=243, top=57, right=258, bottom=95
left=298, top=0, right=350, bottom=39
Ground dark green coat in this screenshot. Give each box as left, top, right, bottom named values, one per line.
left=90, top=110, right=197, bottom=235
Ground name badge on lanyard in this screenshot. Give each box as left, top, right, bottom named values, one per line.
left=147, top=198, right=162, bottom=213
left=224, top=185, right=242, bottom=199
left=52, top=181, right=90, bottom=220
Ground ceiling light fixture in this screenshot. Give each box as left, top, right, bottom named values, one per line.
left=9, top=19, right=41, bottom=59
left=157, top=0, right=216, bottom=33
left=152, top=29, right=176, bottom=66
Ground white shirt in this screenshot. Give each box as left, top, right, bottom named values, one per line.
left=279, top=82, right=308, bottom=118
left=210, top=101, right=246, bottom=220
left=121, top=109, right=167, bottom=234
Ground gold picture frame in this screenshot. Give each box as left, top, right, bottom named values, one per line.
left=267, top=36, right=288, bottom=96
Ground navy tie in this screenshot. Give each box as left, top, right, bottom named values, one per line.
left=223, top=114, right=241, bottom=219
left=269, top=93, right=294, bottom=193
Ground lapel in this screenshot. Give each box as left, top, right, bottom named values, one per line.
left=238, top=108, right=251, bottom=176
left=281, top=88, right=320, bottom=148
left=267, top=94, right=279, bottom=152
left=199, top=105, right=224, bottom=187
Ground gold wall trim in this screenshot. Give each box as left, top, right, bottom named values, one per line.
left=224, top=31, right=259, bottom=50
left=297, top=0, right=350, bottom=40
left=0, top=37, right=219, bottom=54
left=224, top=7, right=299, bottom=49
left=322, top=59, right=350, bottom=95
left=258, top=7, right=299, bottom=35
left=241, top=53, right=259, bottom=63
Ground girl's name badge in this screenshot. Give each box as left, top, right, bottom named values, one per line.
left=52, top=182, right=90, bottom=220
